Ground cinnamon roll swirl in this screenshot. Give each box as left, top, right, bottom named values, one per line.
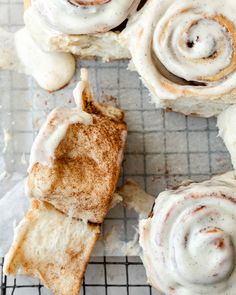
left=121, top=0, right=236, bottom=117
left=24, top=0, right=141, bottom=60
left=140, top=171, right=236, bottom=294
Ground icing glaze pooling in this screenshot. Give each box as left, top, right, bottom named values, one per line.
left=28, top=69, right=93, bottom=172
left=30, top=0, right=140, bottom=34
left=0, top=27, right=75, bottom=91
left=140, top=171, right=236, bottom=295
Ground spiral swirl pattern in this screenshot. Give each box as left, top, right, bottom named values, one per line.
left=140, top=172, right=236, bottom=295
left=31, top=0, right=140, bottom=34
left=121, top=0, right=236, bottom=116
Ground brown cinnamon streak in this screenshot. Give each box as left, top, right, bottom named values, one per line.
left=68, top=0, right=111, bottom=6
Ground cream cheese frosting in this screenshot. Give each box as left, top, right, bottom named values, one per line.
left=28, top=0, right=140, bottom=35
left=217, top=105, right=236, bottom=169
left=120, top=0, right=236, bottom=115
left=28, top=69, right=93, bottom=172
left=140, top=171, right=236, bottom=295
left=0, top=27, right=75, bottom=91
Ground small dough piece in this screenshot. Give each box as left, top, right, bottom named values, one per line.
left=0, top=27, right=75, bottom=91
left=4, top=199, right=100, bottom=295
left=117, top=179, right=155, bottom=218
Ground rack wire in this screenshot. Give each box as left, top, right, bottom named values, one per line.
left=0, top=0, right=233, bottom=294
left=1, top=257, right=157, bottom=295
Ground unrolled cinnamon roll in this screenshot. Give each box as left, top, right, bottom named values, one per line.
left=121, top=0, right=236, bottom=117
left=4, top=199, right=100, bottom=295
left=140, top=171, right=236, bottom=294
left=27, top=68, right=127, bottom=223
left=23, top=0, right=142, bottom=60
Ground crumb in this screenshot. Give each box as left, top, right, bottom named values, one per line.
left=117, top=179, right=155, bottom=218
left=21, top=153, right=27, bottom=165
left=2, top=129, right=12, bottom=153
left=151, top=175, right=161, bottom=182
left=102, top=95, right=119, bottom=107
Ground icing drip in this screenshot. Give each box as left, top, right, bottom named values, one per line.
left=73, top=68, right=89, bottom=109
left=0, top=27, right=75, bottom=91
left=28, top=69, right=93, bottom=172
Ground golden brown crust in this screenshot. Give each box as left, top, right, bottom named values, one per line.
left=24, top=0, right=31, bottom=10
left=69, top=0, right=111, bottom=5
left=79, top=73, right=125, bottom=121
left=4, top=200, right=100, bottom=295
left=28, top=111, right=127, bottom=223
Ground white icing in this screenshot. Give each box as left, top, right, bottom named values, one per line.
left=28, top=71, right=93, bottom=172
left=73, top=68, right=89, bottom=108
left=0, top=27, right=75, bottom=91
left=140, top=171, right=236, bottom=295
left=217, top=105, right=236, bottom=169
left=29, top=0, right=140, bottom=35
left=2, top=129, right=12, bottom=154
left=153, top=13, right=232, bottom=82
left=15, top=28, right=76, bottom=91
left=0, top=28, right=21, bottom=71
left=121, top=0, right=236, bottom=104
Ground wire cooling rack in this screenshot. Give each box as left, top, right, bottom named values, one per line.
left=0, top=0, right=233, bottom=295
left=1, top=256, right=156, bottom=295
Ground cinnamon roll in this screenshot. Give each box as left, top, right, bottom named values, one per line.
left=140, top=171, right=236, bottom=294
left=23, top=0, right=141, bottom=60
left=121, top=0, right=236, bottom=117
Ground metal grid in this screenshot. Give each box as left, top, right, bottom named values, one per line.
left=1, top=257, right=157, bottom=295
left=0, top=0, right=233, bottom=294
